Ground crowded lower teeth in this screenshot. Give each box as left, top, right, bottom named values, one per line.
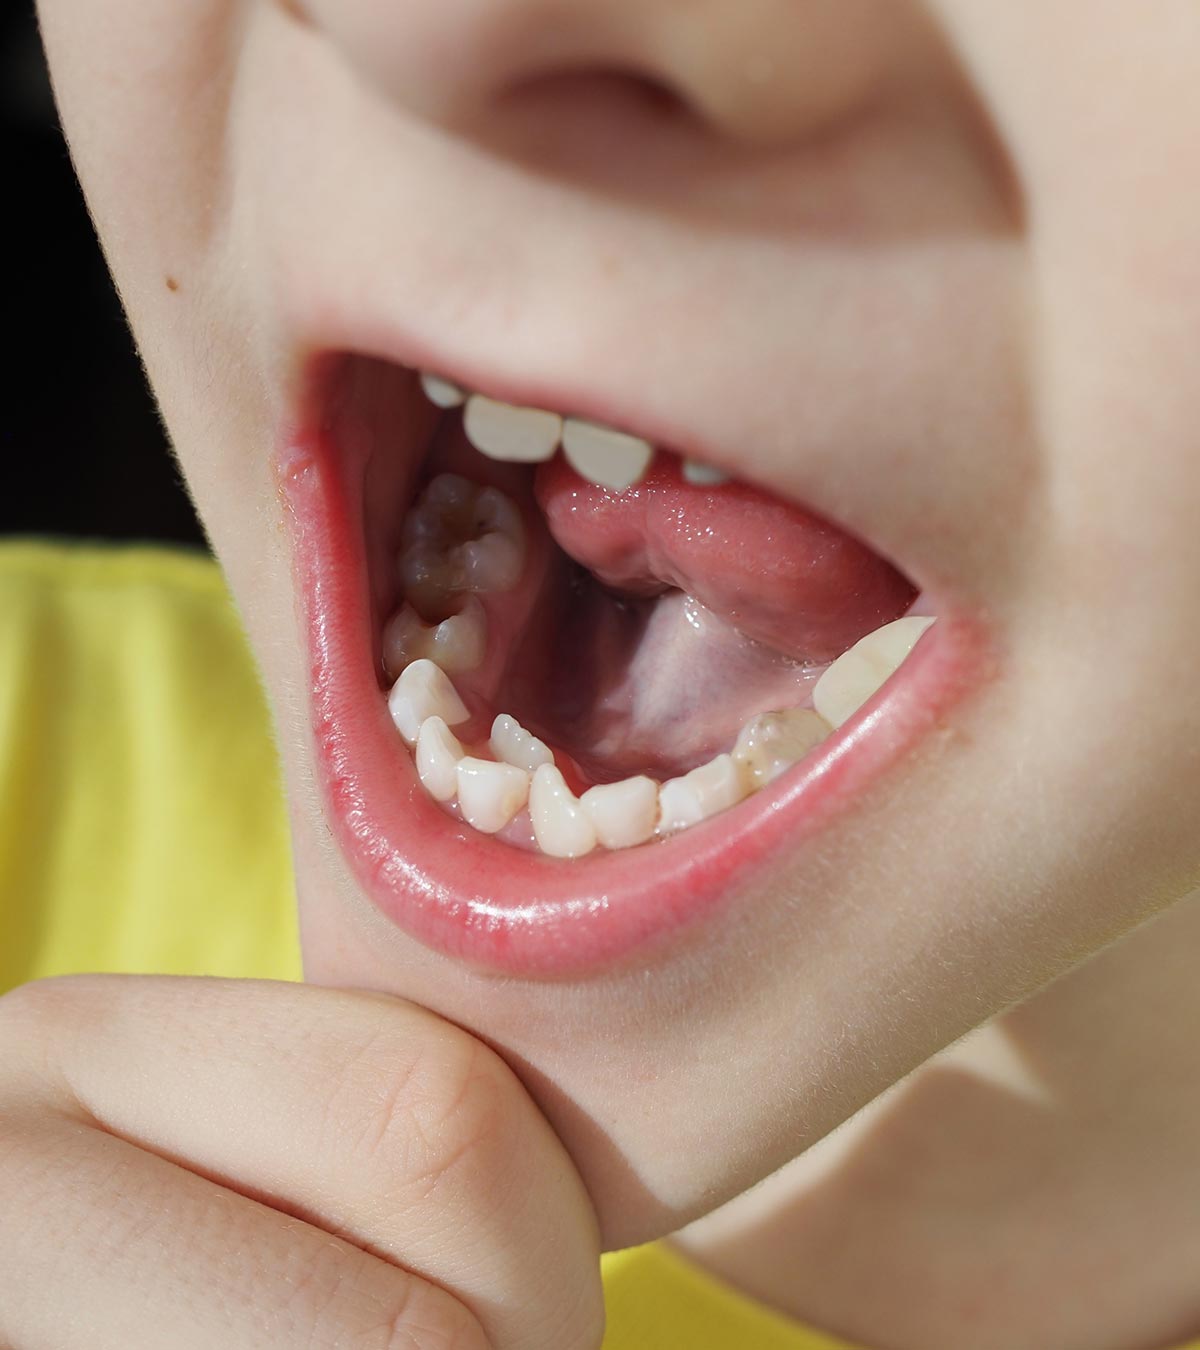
left=387, top=388, right=935, bottom=855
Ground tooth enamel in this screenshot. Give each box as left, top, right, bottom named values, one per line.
left=732, top=708, right=831, bottom=790
left=657, top=754, right=748, bottom=833
left=456, top=532, right=524, bottom=592
left=383, top=597, right=487, bottom=679
left=530, top=765, right=597, bottom=858
left=456, top=757, right=531, bottom=834
left=464, top=395, right=562, bottom=464
left=416, top=716, right=465, bottom=802
left=561, top=419, right=654, bottom=491
left=490, top=714, right=553, bottom=773
left=812, top=615, right=937, bottom=730
left=400, top=548, right=467, bottom=617
left=387, top=659, right=470, bottom=746
left=419, top=372, right=467, bottom=409
left=580, top=776, right=659, bottom=850
left=682, top=460, right=729, bottom=487
left=399, top=476, right=526, bottom=608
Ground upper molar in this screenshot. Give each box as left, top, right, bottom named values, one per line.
left=812, top=616, right=936, bottom=730
left=464, top=395, right=562, bottom=463
left=562, top=419, right=654, bottom=492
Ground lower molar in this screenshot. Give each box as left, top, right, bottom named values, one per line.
left=383, top=598, right=487, bottom=679
left=733, top=708, right=831, bottom=789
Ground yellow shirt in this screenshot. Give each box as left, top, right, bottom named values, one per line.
left=0, top=541, right=1193, bottom=1350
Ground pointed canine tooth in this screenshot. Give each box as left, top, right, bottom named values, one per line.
left=490, top=714, right=553, bottom=773
left=382, top=598, right=487, bottom=679
left=732, top=708, right=831, bottom=790
left=658, top=754, right=747, bottom=833
left=813, top=616, right=937, bottom=730
left=387, top=659, right=469, bottom=746
left=562, top=419, right=654, bottom=491
left=456, top=757, right=530, bottom=834
left=682, top=459, right=729, bottom=486
left=464, top=395, right=562, bottom=463
left=581, top=776, right=659, bottom=850
left=419, top=372, right=468, bottom=409
left=530, top=765, right=597, bottom=858
left=416, top=716, right=465, bottom=802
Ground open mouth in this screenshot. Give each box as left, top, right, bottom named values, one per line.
left=279, top=353, right=989, bottom=976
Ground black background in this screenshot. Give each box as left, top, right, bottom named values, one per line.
left=3, top=5, right=206, bottom=547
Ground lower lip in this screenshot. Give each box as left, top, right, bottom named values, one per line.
left=277, top=402, right=993, bottom=978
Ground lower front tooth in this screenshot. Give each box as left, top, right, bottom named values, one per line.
left=581, top=776, right=659, bottom=850
left=812, top=616, right=936, bottom=730
left=464, top=395, right=562, bottom=463
left=388, top=659, right=469, bottom=746
left=490, top=714, right=553, bottom=773
left=562, top=419, right=654, bottom=491
left=383, top=598, right=487, bottom=678
left=657, top=754, right=748, bottom=833
left=733, top=708, right=831, bottom=789
left=530, top=765, right=597, bottom=858
left=456, top=757, right=530, bottom=834
left=416, top=716, right=465, bottom=802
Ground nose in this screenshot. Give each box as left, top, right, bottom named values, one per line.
left=296, top=0, right=949, bottom=149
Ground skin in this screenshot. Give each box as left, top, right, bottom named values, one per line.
left=17, top=1, right=1200, bottom=1345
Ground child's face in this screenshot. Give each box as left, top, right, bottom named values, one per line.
left=40, top=0, right=1200, bottom=1245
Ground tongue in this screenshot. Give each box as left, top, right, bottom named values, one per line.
left=535, top=454, right=915, bottom=664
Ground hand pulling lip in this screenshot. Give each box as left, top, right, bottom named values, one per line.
left=277, top=355, right=996, bottom=978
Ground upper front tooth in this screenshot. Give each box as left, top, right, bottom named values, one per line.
left=732, top=708, right=831, bottom=790
left=419, top=372, right=468, bottom=409
left=383, top=597, right=487, bottom=678
left=812, top=615, right=937, bottom=730
left=416, top=716, right=465, bottom=802
left=387, top=659, right=470, bottom=745
left=657, top=753, right=748, bottom=833
left=682, top=459, right=729, bottom=487
left=490, top=714, right=553, bottom=773
left=456, top=757, right=530, bottom=834
left=562, top=419, right=654, bottom=491
left=581, top=775, right=659, bottom=850
left=464, top=395, right=562, bottom=463
left=530, top=765, right=597, bottom=858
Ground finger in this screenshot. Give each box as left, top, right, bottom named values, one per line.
left=0, top=976, right=603, bottom=1350
left=0, top=1106, right=487, bottom=1350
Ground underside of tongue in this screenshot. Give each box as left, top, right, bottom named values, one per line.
left=535, top=454, right=915, bottom=665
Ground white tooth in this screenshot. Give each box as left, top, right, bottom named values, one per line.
left=464, top=395, right=562, bottom=464
left=580, top=776, right=659, bottom=850
left=416, top=716, right=465, bottom=802
left=419, top=372, right=468, bottom=409
left=490, top=714, right=553, bottom=773
left=562, top=419, right=654, bottom=491
left=812, top=616, right=936, bottom=730
left=657, top=754, right=748, bottom=833
left=382, top=598, right=487, bottom=678
left=732, top=708, right=831, bottom=790
left=456, top=757, right=530, bottom=834
left=456, top=532, right=524, bottom=592
left=530, top=765, right=597, bottom=858
left=387, top=659, right=470, bottom=746
left=682, top=459, right=729, bottom=487
left=473, top=486, right=524, bottom=541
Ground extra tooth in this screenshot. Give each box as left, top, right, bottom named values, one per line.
left=387, top=659, right=470, bottom=746
left=530, top=765, right=597, bottom=858
left=416, top=716, right=465, bottom=802
left=658, top=754, right=748, bottom=833
left=581, top=776, right=659, bottom=850
left=490, top=714, right=553, bottom=773
left=732, top=708, right=831, bottom=790
left=562, top=419, right=654, bottom=491
left=419, top=372, right=467, bottom=409
left=813, top=616, right=937, bottom=730
left=456, top=757, right=530, bottom=834
left=682, top=459, right=729, bottom=487
left=464, top=395, right=562, bottom=464
left=382, top=598, right=487, bottom=679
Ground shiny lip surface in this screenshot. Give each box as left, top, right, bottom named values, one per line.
left=279, top=354, right=994, bottom=978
